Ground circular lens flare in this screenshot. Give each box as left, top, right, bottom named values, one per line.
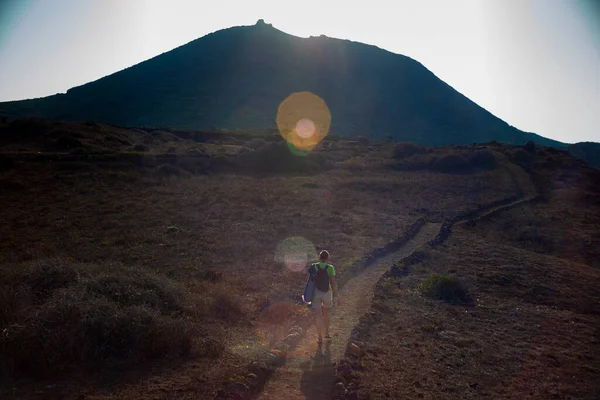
left=296, top=118, right=316, bottom=139
left=287, top=141, right=311, bottom=157
left=277, top=91, right=331, bottom=154
left=275, top=236, right=316, bottom=272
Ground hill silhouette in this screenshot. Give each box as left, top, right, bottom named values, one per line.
left=0, top=20, right=564, bottom=148
left=569, top=142, right=600, bottom=169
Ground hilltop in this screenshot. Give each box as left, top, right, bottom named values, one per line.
left=0, top=20, right=562, bottom=149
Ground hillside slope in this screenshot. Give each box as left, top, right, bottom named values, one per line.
left=569, top=142, right=600, bottom=169
left=0, top=20, right=562, bottom=148
left=334, top=150, right=600, bottom=400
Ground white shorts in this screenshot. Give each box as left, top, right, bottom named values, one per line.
left=311, top=288, right=333, bottom=309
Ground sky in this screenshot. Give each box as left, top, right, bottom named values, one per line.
left=0, top=0, right=598, bottom=144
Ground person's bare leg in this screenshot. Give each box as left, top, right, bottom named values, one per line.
left=323, top=306, right=329, bottom=337
left=315, top=305, right=323, bottom=342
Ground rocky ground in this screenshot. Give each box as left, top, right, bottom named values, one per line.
left=1, top=118, right=597, bottom=399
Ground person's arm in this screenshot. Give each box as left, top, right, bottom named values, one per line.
left=329, top=275, right=342, bottom=305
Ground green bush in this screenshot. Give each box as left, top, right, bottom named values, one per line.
left=0, top=259, right=207, bottom=379
left=418, top=274, right=470, bottom=303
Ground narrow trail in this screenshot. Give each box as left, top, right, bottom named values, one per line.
left=258, top=222, right=442, bottom=400
left=253, top=197, right=538, bottom=400
left=454, top=195, right=539, bottom=227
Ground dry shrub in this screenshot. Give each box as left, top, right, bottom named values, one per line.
left=2, top=290, right=194, bottom=377
left=515, top=225, right=555, bottom=253
left=7, top=118, right=52, bottom=139
left=103, top=134, right=132, bottom=147
left=389, top=151, right=436, bottom=171
left=418, top=274, right=470, bottom=303
left=132, top=143, right=149, bottom=152
left=245, top=137, right=268, bottom=150
left=154, top=163, right=191, bottom=178
left=209, top=288, right=244, bottom=321
left=83, top=120, right=99, bottom=127
left=512, top=149, right=534, bottom=170
left=0, top=259, right=203, bottom=379
left=430, top=153, right=471, bottom=173
left=44, top=128, right=84, bottom=140
left=25, top=259, right=78, bottom=302
left=524, top=140, right=536, bottom=153
left=392, top=142, right=424, bottom=159
left=196, top=269, right=222, bottom=282
left=466, top=150, right=496, bottom=170
left=357, top=137, right=370, bottom=146
left=235, top=141, right=331, bottom=174
left=53, top=135, right=83, bottom=150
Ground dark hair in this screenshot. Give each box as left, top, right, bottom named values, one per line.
left=319, top=250, right=330, bottom=261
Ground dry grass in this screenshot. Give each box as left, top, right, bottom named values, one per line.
left=0, top=259, right=218, bottom=380
left=418, top=273, right=470, bottom=303
left=336, top=157, right=600, bottom=400
left=0, top=120, right=538, bottom=398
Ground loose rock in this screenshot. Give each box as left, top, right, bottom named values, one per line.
left=348, top=343, right=361, bottom=356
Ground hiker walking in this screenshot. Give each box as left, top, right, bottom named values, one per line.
left=307, top=250, right=341, bottom=343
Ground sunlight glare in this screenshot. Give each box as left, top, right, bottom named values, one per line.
left=255, top=299, right=313, bottom=359
left=276, top=91, right=331, bottom=153
left=295, top=118, right=316, bottom=139
left=275, top=236, right=316, bottom=272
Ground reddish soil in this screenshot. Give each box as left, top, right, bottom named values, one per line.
left=2, top=120, right=597, bottom=399
left=335, top=163, right=600, bottom=400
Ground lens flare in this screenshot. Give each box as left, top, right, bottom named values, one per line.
left=275, top=236, right=316, bottom=272
left=254, top=299, right=313, bottom=359
left=296, top=118, right=316, bottom=139
left=287, top=141, right=311, bottom=157
left=276, top=91, right=331, bottom=153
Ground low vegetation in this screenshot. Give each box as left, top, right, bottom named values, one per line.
left=336, top=155, right=600, bottom=399
left=4, top=118, right=595, bottom=398
left=0, top=259, right=232, bottom=380
left=391, top=142, right=425, bottom=158
left=429, top=153, right=470, bottom=173
left=234, top=141, right=331, bottom=174
left=512, top=149, right=534, bottom=170
left=391, top=146, right=497, bottom=174
left=418, top=273, right=470, bottom=303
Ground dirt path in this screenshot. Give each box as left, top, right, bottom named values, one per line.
left=454, top=195, right=539, bottom=227
left=257, top=222, right=442, bottom=400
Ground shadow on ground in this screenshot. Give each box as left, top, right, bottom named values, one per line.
left=300, top=342, right=337, bottom=400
